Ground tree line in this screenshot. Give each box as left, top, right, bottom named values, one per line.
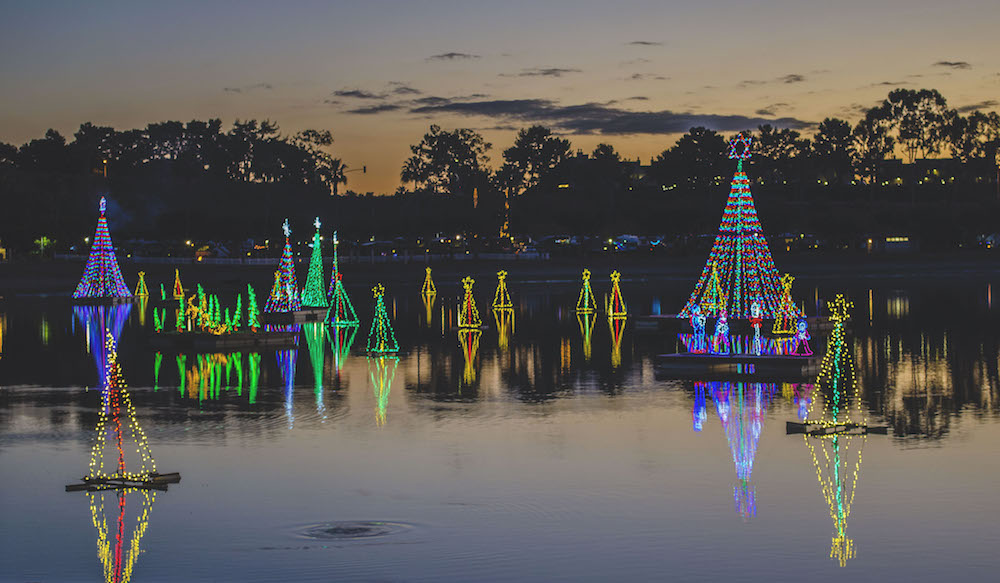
left=1, top=88, right=998, bottom=255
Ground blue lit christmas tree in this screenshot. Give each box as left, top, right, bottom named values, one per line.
left=73, top=197, right=132, bottom=301
left=264, top=219, right=302, bottom=313
left=680, top=136, right=784, bottom=319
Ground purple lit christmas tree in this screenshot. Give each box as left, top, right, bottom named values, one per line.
left=680, top=136, right=784, bottom=319
left=73, top=197, right=132, bottom=301
left=265, top=219, right=302, bottom=313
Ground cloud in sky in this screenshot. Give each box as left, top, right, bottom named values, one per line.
left=390, top=84, right=422, bottom=95
left=780, top=74, right=805, bottom=83
left=514, top=67, right=582, bottom=77
left=933, top=60, right=971, bottom=70
left=346, top=103, right=403, bottom=115
left=333, top=88, right=384, bottom=99
left=404, top=97, right=811, bottom=135
left=755, top=103, right=790, bottom=116
left=427, top=52, right=480, bottom=60
left=956, top=99, right=998, bottom=113
left=628, top=73, right=668, bottom=81
left=627, top=40, right=662, bottom=46
left=223, top=82, right=273, bottom=93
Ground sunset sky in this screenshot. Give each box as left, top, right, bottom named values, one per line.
left=2, top=0, right=998, bottom=194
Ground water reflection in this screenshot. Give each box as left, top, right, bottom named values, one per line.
left=303, top=323, right=326, bottom=418
left=577, top=312, right=595, bottom=362
left=73, top=304, right=133, bottom=385
left=369, top=355, right=399, bottom=425
left=277, top=348, right=298, bottom=428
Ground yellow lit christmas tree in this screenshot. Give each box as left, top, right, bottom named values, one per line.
left=772, top=274, right=799, bottom=334
left=133, top=272, right=148, bottom=298
left=700, top=263, right=726, bottom=317
left=493, top=270, right=512, bottom=310
left=458, top=276, right=483, bottom=328
left=606, top=270, right=627, bottom=318
left=422, top=266, right=436, bottom=296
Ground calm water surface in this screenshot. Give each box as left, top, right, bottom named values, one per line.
left=1, top=276, right=999, bottom=582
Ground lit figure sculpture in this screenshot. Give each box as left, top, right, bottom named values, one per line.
left=792, top=317, right=813, bottom=356
left=680, top=136, right=785, bottom=320
left=712, top=311, right=731, bottom=355
left=606, top=271, right=627, bottom=318
left=458, top=276, right=483, bottom=329
left=493, top=270, right=513, bottom=310
left=326, top=231, right=359, bottom=326
left=576, top=269, right=598, bottom=314
left=73, top=197, right=132, bottom=301
left=301, top=217, right=328, bottom=308
left=689, top=305, right=707, bottom=354
left=801, top=295, right=865, bottom=567
left=750, top=301, right=763, bottom=356
left=366, top=284, right=399, bottom=353
left=264, top=219, right=302, bottom=313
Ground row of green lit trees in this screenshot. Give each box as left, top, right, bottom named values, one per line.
left=1, top=88, right=998, bottom=254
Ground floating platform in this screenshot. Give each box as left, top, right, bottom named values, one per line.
left=636, top=314, right=834, bottom=334
left=260, top=307, right=329, bottom=325
left=66, top=472, right=181, bottom=492
left=655, top=352, right=821, bottom=379
left=71, top=296, right=139, bottom=306
left=786, top=421, right=889, bottom=436
left=149, top=330, right=299, bottom=351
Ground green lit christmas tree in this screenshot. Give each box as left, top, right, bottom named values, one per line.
left=366, top=283, right=399, bottom=353
left=326, top=231, right=359, bottom=326
left=301, top=217, right=328, bottom=308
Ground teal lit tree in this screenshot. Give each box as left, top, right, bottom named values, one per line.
left=326, top=231, right=359, bottom=326
left=680, top=136, right=784, bottom=319
left=73, top=197, right=132, bottom=300
left=265, top=219, right=302, bottom=313
left=301, top=217, right=328, bottom=308
left=366, top=284, right=398, bottom=353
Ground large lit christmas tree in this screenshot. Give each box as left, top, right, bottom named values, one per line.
left=680, top=136, right=784, bottom=319
left=73, top=197, right=132, bottom=301
left=264, top=219, right=302, bottom=313
left=301, top=218, right=328, bottom=308
left=366, top=284, right=399, bottom=353
left=458, top=276, right=482, bottom=328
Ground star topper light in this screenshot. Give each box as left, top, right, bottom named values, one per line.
left=728, top=135, right=753, bottom=160
left=282, top=219, right=291, bottom=238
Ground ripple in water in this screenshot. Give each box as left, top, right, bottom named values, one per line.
left=298, top=521, right=412, bottom=540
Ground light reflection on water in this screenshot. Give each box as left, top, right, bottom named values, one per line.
left=1, top=279, right=1000, bottom=582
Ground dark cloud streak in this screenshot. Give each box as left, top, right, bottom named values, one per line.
left=427, top=52, right=480, bottom=60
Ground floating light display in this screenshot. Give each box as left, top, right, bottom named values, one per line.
left=325, top=232, right=359, bottom=327
left=609, top=316, right=626, bottom=368
left=301, top=218, right=328, bottom=308
left=576, top=269, right=598, bottom=314
left=801, top=294, right=865, bottom=567
left=680, top=138, right=785, bottom=319
left=772, top=274, right=800, bottom=334
left=577, top=311, right=595, bottom=361
left=458, top=276, right=483, bottom=328
left=606, top=270, right=627, bottom=318
left=688, top=305, right=708, bottom=353
left=792, top=317, right=813, bottom=356
left=133, top=272, right=148, bottom=298
left=493, top=270, right=512, bottom=310
left=366, top=283, right=399, bottom=353
left=368, top=355, right=399, bottom=426
left=172, top=269, right=184, bottom=300
left=422, top=266, right=436, bottom=296
left=73, top=197, right=132, bottom=300
left=264, top=219, right=302, bottom=313
left=458, top=328, right=482, bottom=385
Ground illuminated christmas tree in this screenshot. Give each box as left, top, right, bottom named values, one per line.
left=326, top=231, right=359, bottom=326
left=772, top=274, right=800, bottom=334
left=366, top=284, right=399, bottom=353
left=264, top=219, right=302, bottom=313
left=576, top=269, right=597, bottom=314
left=680, top=136, right=784, bottom=320
left=458, top=276, right=483, bottom=328
left=801, top=295, right=866, bottom=567
left=301, top=218, right=328, bottom=307
left=247, top=285, right=261, bottom=330
left=422, top=266, right=436, bottom=296
left=172, top=269, right=184, bottom=300
left=73, top=197, right=132, bottom=301
left=492, top=270, right=512, bottom=310
left=700, top=263, right=726, bottom=316
left=606, top=270, right=627, bottom=318
left=133, top=272, right=148, bottom=298
left=458, top=328, right=482, bottom=385
left=369, top=355, right=399, bottom=426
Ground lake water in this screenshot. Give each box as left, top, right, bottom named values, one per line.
left=2, top=275, right=999, bottom=582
